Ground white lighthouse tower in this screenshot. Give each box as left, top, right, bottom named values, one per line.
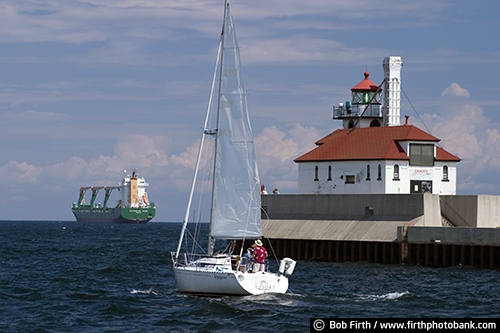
left=382, top=56, right=403, bottom=126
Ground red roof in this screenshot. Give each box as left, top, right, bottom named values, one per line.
left=351, top=71, right=380, bottom=92
left=294, top=125, right=461, bottom=163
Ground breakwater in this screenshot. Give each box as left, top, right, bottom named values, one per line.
left=258, top=194, right=500, bottom=269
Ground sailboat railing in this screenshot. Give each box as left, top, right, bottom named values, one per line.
left=171, top=251, right=255, bottom=273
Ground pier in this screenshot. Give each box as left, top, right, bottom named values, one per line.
left=258, top=194, right=500, bottom=269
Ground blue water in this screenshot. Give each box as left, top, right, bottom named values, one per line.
left=1, top=221, right=499, bottom=332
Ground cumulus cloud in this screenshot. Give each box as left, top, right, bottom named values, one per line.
left=255, top=123, right=320, bottom=192
left=0, top=161, right=42, bottom=185
left=418, top=91, right=500, bottom=194
left=441, top=83, right=470, bottom=98
left=0, top=134, right=171, bottom=185
left=0, top=123, right=321, bottom=205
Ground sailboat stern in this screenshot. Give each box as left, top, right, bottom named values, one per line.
left=234, top=271, right=289, bottom=295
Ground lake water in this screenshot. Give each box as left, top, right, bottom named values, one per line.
left=1, top=221, right=499, bottom=332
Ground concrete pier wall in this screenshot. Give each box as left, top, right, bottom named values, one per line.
left=440, top=195, right=500, bottom=228
left=262, top=193, right=441, bottom=226
left=259, top=193, right=500, bottom=268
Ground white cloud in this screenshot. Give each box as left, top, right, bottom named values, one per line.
left=0, top=134, right=171, bottom=185
left=255, top=123, right=320, bottom=192
left=441, top=83, right=470, bottom=98
left=0, top=161, right=42, bottom=185
left=419, top=98, right=500, bottom=194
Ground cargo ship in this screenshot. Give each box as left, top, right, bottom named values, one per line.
left=72, top=170, right=156, bottom=224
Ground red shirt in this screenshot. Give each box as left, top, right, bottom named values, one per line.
left=253, top=246, right=268, bottom=264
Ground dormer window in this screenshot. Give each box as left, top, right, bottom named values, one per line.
left=410, top=144, right=434, bottom=166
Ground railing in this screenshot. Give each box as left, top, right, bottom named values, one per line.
left=333, top=104, right=382, bottom=119
left=171, top=251, right=258, bottom=272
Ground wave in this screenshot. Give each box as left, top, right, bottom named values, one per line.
left=130, top=288, right=159, bottom=295
left=354, top=291, right=411, bottom=301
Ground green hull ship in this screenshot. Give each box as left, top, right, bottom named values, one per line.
left=72, top=170, right=156, bottom=224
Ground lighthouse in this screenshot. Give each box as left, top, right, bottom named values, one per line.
left=295, top=56, right=460, bottom=195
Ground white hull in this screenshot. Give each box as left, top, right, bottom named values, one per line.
left=173, top=266, right=289, bottom=296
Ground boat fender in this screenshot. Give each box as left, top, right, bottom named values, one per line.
left=278, top=258, right=296, bottom=275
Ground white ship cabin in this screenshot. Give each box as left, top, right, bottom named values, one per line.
left=121, top=170, right=150, bottom=208
left=294, top=56, right=461, bottom=195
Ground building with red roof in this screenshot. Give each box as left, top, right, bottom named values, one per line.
left=294, top=56, right=461, bottom=195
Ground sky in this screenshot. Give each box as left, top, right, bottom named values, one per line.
left=0, top=0, right=499, bottom=222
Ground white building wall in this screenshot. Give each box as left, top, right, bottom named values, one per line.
left=298, top=160, right=457, bottom=195
left=433, top=161, right=457, bottom=195
left=385, top=161, right=410, bottom=194
left=298, top=160, right=388, bottom=194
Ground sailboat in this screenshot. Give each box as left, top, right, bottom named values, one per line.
left=171, top=0, right=296, bottom=296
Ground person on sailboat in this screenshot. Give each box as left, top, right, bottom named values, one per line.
left=252, top=240, right=268, bottom=272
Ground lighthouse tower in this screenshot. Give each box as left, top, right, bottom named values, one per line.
left=382, top=56, right=403, bottom=126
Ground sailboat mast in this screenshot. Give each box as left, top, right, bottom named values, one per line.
left=208, top=0, right=230, bottom=256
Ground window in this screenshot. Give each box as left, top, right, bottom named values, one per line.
left=443, top=165, right=449, bottom=181
left=345, top=175, right=355, bottom=184
left=351, top=91, right=382, bottom=104
left=366, top=164, right=371, bottom=181
left=393, top=164, right=400, bottom=180
left=328, top=165, right=332, bottom=181
left=410, top=144, right=434, bottom=166
left=377, top=164, right=382, bottom=181
left=314, top=165, right=319, bottom=181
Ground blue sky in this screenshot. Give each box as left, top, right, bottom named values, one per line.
left=0, top=0, right=499, bottom=222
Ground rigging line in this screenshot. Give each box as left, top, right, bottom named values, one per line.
left=260, top=209, right=280, bottom=264
left=185, top=227, right=208, bottom=256
left=174, top=35, right=223, bottom=261
left=401, top=87, right=442, bottom=148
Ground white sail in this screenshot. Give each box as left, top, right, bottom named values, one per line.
left=210, top=1, right=261, bottom=240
